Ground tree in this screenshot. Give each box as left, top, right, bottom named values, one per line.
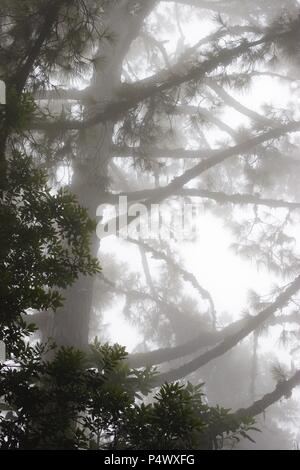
left=0, top=151, right=100, bottom=351
left=0, top=79, right=257, bottom=453
left=0, top=150, right=259, bottom=451
left=0, top=339, right=261, bottom=450
left=2, top=0, right=300, bottom=449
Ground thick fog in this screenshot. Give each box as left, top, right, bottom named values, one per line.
left=96, top=1, right=300, bottom=450
left=2, top=0, right=300, bottom=451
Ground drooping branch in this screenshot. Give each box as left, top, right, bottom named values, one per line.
left=103, top=177, right=300, bottom=212
left=127, top=237, right=216, bottom=325
left=128, top=309, right=300, bottom=369
left=98, top=273, right=201, bottom=335
left=267, top=312, right=300, bottom=327
left=250, top=71, right=300, bottom=82
left=154, top=274, right=300, bottom=385
left=222, top=71, right=300, bottom=83
left=128, top=317, right=246, bottom=368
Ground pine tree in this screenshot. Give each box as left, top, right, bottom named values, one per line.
left=2, top=0, right=300, bottom=449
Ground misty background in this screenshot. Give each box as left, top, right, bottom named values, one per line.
left=2, top=0, right=300, bottom=450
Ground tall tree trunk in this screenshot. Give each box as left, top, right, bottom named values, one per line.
left=41, top=1, right=154, bottom=349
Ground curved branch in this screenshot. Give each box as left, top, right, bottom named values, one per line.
left=208, top=369, right=300, bottom=439
left=128, top=309, right=300, bottom=369
left=235, top=369, right=300, bottom=419
left=128, top=317, right=246, bottom=368
left=154, top=274, right=300, bottom=385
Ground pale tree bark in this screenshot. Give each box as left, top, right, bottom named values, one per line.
left=41, top=1, right=156, bottom=348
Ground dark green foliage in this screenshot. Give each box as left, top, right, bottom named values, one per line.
left=4, top=88, right=36, bottom=131
left=0, top=0, right=110, bottom=88
left=0, top=342, right=257, bottom=450
left=0, top=116, right=256, bottom=451
left=0, top=152, right=100, bottom=353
